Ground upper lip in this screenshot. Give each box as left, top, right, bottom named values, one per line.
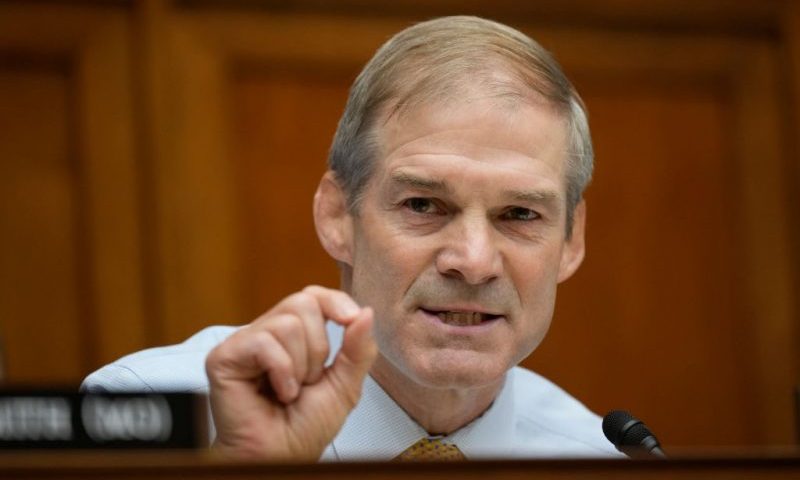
left=420, top=305, right=504, bottom=316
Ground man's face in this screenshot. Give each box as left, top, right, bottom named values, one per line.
left=345, top=97, right=584, bottom=391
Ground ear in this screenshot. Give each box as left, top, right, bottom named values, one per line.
left=314, top=171, right=354, bottom=266
left=557, top=199, right=586, bottom=283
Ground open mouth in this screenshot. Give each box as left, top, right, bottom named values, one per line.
left=420, top=308, right=502, bottom=326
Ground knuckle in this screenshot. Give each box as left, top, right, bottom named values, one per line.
left=249, top=330, right=291, bottom=370
left=267, top=313, right=302, bottom=338
left=301, top=284, right=325, bottom=296
left=285, top=290, right=318, bottom=312
left=249, top=328, right=274, bottom=348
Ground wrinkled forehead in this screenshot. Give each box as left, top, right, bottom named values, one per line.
left=373, top=87, right=571, bottom=171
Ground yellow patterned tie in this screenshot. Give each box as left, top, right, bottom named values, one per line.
left=395, top=437, right=466, bottom=461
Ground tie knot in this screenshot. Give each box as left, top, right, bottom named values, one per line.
left=395, top=437, right=465, bottom=461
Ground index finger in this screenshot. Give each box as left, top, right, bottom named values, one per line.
left=270, top=285, right=363, bottom=326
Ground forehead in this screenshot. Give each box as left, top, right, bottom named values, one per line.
left=373, top=97, right=570, bottom=191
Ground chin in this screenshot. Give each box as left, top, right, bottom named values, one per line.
left=407, top=352, right=510, bottom=390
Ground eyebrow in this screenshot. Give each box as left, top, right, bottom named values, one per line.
left=389, top=171, right=562, bottom=211
left=507, top=190, right=560, bottom=204
left=389, top=171, right=453, bottom=194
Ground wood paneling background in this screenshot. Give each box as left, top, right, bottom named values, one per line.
left=0, top=5, right=147, bottom=384
left=0, top=0, right=797, bottom=449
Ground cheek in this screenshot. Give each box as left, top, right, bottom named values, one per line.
left=508, top=249, right=561, bottom=323
left=350, top=228, right=426, bottom=307
left=508, top=269, right=557, bottom=365
left=509, top=244, right=559, bottom=287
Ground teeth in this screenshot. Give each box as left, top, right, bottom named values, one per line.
left=437, top=311, right=484, bottom=326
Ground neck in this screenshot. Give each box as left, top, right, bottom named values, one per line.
left=369, top=355, right=505, bottom=435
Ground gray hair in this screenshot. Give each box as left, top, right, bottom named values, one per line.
left=328, top=16, right=593, bottom=234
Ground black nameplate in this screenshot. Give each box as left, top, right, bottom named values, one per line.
left=0, top=390, right=208, bottom=449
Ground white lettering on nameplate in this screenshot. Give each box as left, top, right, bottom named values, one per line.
left=82, top=396, right=172, bottom=442
left=0, top=397, right=72, bottom=441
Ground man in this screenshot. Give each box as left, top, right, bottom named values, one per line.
left=83, top=16, right=618, bottom=461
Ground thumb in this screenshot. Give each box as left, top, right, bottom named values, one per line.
left=328, top=307, right=377, bottom=396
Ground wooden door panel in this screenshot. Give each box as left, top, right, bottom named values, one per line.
left=0, top=4, right=146, bottom=383
left=0, top=64, right=87, bottom=383
left=232, top=70, right=352, bottom=318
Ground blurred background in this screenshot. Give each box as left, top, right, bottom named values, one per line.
left=0, top=0, right=798, bottom=450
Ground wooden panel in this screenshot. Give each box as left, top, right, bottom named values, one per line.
left=231, top=69, right=350, bottom=318
left=179, top=0, right=786, bottom=34
left=0, top=4, right=147, bottom=383
left=75, top=7, right=149, bottom=370
left=0, top=62, right=86, bottom=383
left=150, top=14, right=246, bottom=342
left=786, top=0, right=800, bottom=402
left=731, top=42, right=797, bottom=446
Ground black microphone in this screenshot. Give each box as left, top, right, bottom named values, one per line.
left=602, top=410, right=666, bottom=458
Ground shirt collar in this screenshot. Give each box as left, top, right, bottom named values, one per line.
left=330, top=371, right=516, bottom=461
left=331, top=374, right=426, bottom=461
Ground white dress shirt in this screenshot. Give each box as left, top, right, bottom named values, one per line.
left=82, top=325, right=622, bottom=459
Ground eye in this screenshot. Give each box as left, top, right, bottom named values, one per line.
left=502, top=206, right=539, bottom=221
left=402, top=197, right=442, bottom=215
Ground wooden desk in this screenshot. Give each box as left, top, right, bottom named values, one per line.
left=1, top=449, right=799, bottom=480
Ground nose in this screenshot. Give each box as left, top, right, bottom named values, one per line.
left=435, top=213, right=503, bottom=285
